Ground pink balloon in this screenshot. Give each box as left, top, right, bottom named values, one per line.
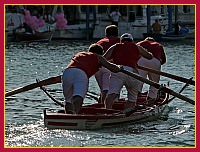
left=24, top=9, right=30, bottom=16
left=32, top=16, right=37, bottom=21
left=54, top=13, right=68, bottom=30
left=38, top=19, right=45, bottom=27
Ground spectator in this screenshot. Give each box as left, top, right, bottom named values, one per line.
left=174, top=21, right=181, bottom=35
left=152, top=19, right=161, bottom=34
left=109, top=8, right=123, bottom=26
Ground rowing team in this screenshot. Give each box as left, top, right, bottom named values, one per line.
left=62, top=25, right=166, bottom=114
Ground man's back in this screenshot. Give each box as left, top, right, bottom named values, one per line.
left=97, top=36, right=120, bottom=53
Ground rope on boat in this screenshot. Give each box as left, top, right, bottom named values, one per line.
left=36, top=79, right=64, bottom=107
left=160, top=77, right=193, bottom=105
left=36, top=78, right=99, bottom=108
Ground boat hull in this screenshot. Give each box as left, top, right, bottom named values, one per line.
left=161, top=34, right=186, bottom=41
left=44, top=94, right=170, bottom=130
left=143, top=32, right=187, bottom=42
left=15, top=31, right=53, bottom=42
left=44, top=105, right=169, bottom=130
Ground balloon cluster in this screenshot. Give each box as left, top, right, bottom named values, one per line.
left=24, top=9, right=45, bottom=31
left=54, top=13, right=67, bottom=30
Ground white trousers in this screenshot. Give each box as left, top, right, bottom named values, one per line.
left=61, top=68, right=88, bottom=104
left=95, top=67, right=111, bottom=92
left=137, top=57, right=161, bottom=98
left=108, top=66, right=139, bottom=102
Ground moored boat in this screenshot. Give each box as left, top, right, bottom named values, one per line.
left=15, top=31, right=53, bottom=42
left=44, top=92, right=170, bottom=130
left=161, top=33, right=186, bottom=41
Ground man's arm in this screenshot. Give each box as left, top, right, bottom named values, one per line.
left=160, top=48, right=166, bottom=65
left=97, top=55, right=121, bottom=73
left=137, top=45, right=153, bottom=59
left=103, top=44, right=116, bottom=60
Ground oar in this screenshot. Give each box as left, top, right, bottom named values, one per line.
left=121, top=69, right=195, bottom=105
left=137, top=65, right=195, bottom=86
left=5, top=75, right=61, bottom=97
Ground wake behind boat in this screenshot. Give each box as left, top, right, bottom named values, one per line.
left=44, top=91, right=170, bottom=130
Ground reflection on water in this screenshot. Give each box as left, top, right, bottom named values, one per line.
left=5, top=40, right=195, bottom=147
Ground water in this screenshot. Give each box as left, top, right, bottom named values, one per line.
left=5, top=39, right=195, bottom=147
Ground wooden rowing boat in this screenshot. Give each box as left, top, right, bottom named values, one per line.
left=44, top=92, right=170, bottom=130
left=161, top=34, right=186, bottom=41
left=143, top=32, right=187, bottom=42
left=15, top=31, right=53, bottom=42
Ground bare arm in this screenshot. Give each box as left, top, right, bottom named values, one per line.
left=97, top=55, right=121, bottom=73
left=137, top=45, right=153, bottom=59
left=103, top=44, right=116, bottom=60
left=160, top=48, right=166, bottom=65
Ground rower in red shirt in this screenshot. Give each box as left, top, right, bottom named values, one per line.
left=95, top=25, right=120, bottom=103
left=97, top=25, right=120, bottom=53
left=103, top=33, right=153, bottom=111
left=137, top=37, right=166, bottom=100
left=62, top=44, right=121, bottom=114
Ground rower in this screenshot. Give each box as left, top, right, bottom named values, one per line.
left=95, top=25, right=120, bottom=104
left=103, top=33, right=153, bottom=111
left=62, top=44, right=121, bottom=114
left=137, top=37, right=166, bottom=100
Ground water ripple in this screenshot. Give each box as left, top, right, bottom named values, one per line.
left=5, top=40, right=195, bottom=147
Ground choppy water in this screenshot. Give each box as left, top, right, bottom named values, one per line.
left=5, top=39, right=195, bottom=147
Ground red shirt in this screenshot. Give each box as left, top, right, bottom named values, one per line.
left=97, top=36, right=120, bottom=53
left=137, top=40, right=164, bottom=61
left=111, top=42, right=140, bottom=68
left=67, top=52, right=99, bottom=78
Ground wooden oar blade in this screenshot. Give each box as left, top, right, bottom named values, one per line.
left=137, top=65, right=195, bottom=86
left=121, top=69, right=195, bottom=105
left=5, top=75, right=61, bottom=97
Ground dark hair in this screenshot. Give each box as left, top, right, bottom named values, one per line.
left=88, top=44, right=103, bottom=55
left=105, top=25, right=118, bottom=37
